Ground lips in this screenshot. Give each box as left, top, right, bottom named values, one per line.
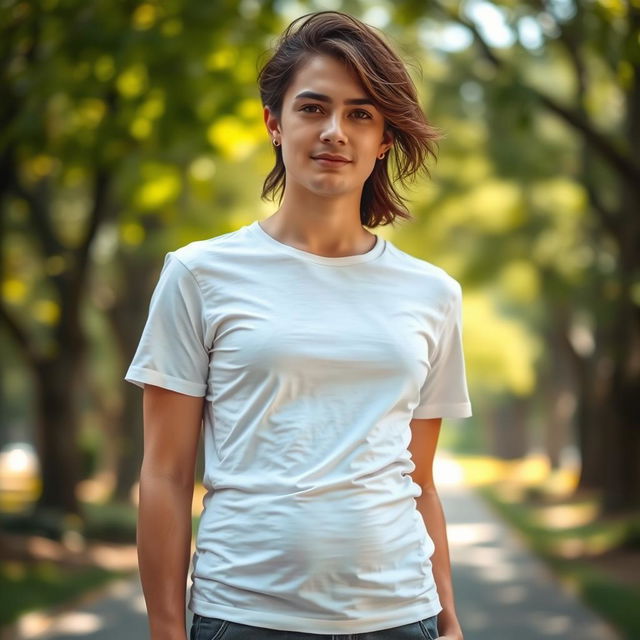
left=313, top=158, right=350, bottom=167
left=312, top=154, right=351, bottom=163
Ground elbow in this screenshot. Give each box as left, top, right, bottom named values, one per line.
left=418, top=479, right=438, bottom=495
left=139, top=461, right=196, bottom=491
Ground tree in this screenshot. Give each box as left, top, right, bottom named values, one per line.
left=407, top=0, right=640, bottom=511
left=0, top=0, right=280, bottom=523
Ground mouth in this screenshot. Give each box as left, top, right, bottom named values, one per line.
left=312, top=157, right=351, bottom=166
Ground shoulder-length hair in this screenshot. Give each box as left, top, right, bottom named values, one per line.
left=256, top=10, right=443, bottom=228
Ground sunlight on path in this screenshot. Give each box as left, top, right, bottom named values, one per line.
left=9, top=577, right=147, bottom=640
left=437, top=451, right=621, bottom=640
left=5, top=451, right=622, bottom=640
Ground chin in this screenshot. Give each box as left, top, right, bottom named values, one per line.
left=308, top=183, right=351, bottom=197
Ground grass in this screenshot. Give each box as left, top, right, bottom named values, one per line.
left=550, top=559, right=640, bottom=640
left=0, top=500, right=140, bottom=628
left=0, top=561, right=132, bottom=626
left=0, top=493, right=204, bottom=630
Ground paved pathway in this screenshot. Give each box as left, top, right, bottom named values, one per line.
left=434, top=456, right=620, bottom=640
left=6, top=453, right=621, bottom=640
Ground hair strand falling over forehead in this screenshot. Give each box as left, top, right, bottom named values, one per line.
left=256, top=10, right=444, bottom=228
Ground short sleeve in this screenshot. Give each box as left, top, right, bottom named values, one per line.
left=124, top=252, right=210, bottom=397
left=412, top=282, right=472, bottom=419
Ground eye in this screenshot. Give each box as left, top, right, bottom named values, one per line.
left=299, top=105, right=373, bottom=120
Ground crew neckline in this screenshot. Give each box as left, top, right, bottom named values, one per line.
left=248, top=220, right=386, bottom=266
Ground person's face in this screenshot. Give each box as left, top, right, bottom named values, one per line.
left=264, top=54, right=393, bottom=199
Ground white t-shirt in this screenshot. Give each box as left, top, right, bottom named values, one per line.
left=125, top=219, right=472, bottom=634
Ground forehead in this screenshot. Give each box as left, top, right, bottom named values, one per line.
left=284, top=54, right=369, bottom=102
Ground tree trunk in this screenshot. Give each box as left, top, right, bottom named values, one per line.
left=33, top=353, right=83, bottom=517
left=541, top=308, right=577, bottom=470
left=111, top=241, right=163, bottom=501
left=492, top=394, right=530, bottom=460
left=601, top=198, right=640, bottom=512
left=574, top=354, right=607, bottom=494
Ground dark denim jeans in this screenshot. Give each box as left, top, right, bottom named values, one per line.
left=190, top=612, right=439, bottom=640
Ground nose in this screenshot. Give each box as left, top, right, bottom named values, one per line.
left=320, top=113, right=347, bottom=145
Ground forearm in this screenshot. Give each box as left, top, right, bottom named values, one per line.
left=137, top=470, right=194, bottom=640
left=415, top=488, right=463, bottom=639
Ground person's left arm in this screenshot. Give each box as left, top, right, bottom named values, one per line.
left=408, top=417, right=463, bottom=640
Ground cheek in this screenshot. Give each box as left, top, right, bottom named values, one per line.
left=283, top=133, right=311, bottom=160
left=359, top=155, right=381, bottom=181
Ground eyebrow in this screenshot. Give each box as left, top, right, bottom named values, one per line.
left=293, top=90, right=376, bottom=106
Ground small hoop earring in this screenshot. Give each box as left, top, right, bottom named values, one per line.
left=272, top=139, right=280, bottom=147
left=377, top=152, right=386, bottom=160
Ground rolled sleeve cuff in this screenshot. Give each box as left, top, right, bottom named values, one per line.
left=124, top=366, right=207, bottom=397
left=412, top=402, right=472, bottom=419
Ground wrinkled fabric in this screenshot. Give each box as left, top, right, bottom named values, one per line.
left=126, top=220, right=472, bottom=633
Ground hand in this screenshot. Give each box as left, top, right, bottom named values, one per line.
left=435, top=625, right=463, bottom=640
left=433, top=608, right=463, bottom=640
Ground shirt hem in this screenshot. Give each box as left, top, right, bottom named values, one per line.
left=188, top=595, right=443, bottom=634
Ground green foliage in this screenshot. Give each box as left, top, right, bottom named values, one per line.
left=2, top=0, right=639, bottom=514
left=80, top=501, right=138, bottom=543
left=0, top=561, right=131, bottom=626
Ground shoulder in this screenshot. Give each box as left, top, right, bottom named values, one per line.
left=384, top=240, right=462, bottom=307
left=166, top=225, right=248, bottom=274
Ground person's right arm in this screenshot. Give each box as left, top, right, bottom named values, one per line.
left=137, top=383, right=205, bottom=640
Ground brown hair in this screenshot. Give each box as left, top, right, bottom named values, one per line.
left=256, top=10, right=443, bottom=228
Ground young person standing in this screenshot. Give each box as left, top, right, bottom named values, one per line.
left=126, top=11, right=472, bottom=640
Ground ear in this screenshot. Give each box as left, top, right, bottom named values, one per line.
left=381, top=127, right=394, bottom=154
left=264, top=105, right=281, bottom=141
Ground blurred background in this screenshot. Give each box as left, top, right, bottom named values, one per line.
left=1, top=0, right=639, bottom=638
